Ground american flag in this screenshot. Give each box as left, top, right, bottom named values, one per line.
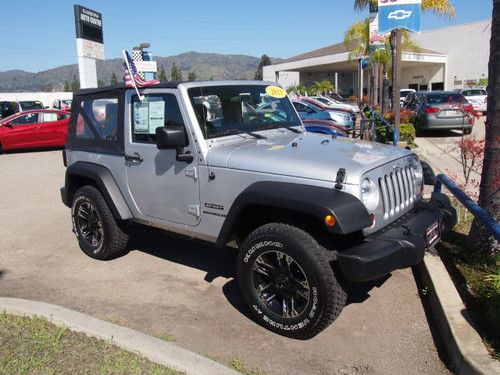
left=123, top=50, right=159, bottom=88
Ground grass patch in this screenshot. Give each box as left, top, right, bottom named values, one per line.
left=156, top=330, right=176, bottom=343
left=0, top=312, right=182, bottom=374
left=202, top=353, right=266, bottom=375
left=435, top=215, right=500, bottom=360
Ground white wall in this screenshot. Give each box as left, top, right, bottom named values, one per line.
left=412, top=19, right=491, bottom=89
left=401, top=64, right=445, bottom=90
left=0, top=92, right=73, bottom=108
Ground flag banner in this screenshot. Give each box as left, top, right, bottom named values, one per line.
left=122, top=50, right=159, bottom=89
left=378, top=0, right=422, bottom=35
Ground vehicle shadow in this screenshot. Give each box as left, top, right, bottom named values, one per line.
left=129, top=226, right=385, bottom=321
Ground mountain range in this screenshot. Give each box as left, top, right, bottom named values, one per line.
left=0, top=51, right=282, bottom=92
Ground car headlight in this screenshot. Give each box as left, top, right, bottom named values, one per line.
left=360, top=178, right=379, bottom=211
left=410, top=158, right=424, bottom=194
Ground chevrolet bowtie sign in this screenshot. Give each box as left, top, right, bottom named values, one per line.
left=378, top=0, right=422, bottom=34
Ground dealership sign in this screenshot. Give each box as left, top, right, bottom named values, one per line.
left=378, top=0, right=422, bottom=35
left=74, top=5, right=104, bottom=61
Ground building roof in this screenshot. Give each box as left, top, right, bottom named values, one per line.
left=281, top=42, right=444, bottom=64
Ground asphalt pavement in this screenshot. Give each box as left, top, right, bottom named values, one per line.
left=0, top=149, right=450, bottom=375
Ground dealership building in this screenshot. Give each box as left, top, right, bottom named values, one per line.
left=263, top=19, right=491, bottom=95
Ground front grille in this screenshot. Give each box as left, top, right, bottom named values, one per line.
left=378, top=166, right=417, bottom=220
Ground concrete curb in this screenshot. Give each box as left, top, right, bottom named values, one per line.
left=415, top=253, right=500, bottom=375
left=0, top=297, right=238, bottom=375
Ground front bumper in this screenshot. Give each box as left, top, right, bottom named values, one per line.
left=337, top=192, right=456, bottom=282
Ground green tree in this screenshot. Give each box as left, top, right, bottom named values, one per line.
left=286, top=84, right=307, bottom=95
left=254, top=55, right=272, bottom=80
left=70, top=76, right=79, bottom=93
left=158, top=66, right=168, bottom=81
left=63, top=81, right=70, bottom=92
left=309, top=80, right=335, bottom=95
left=97, top=79, right=105, bottom=88
left=171, top=63, right=183, bottom=81
left=188, top=72, right=197, bottom=81
left=110, top=73, right=118, bottom=85
left=470, top=0, right=500, bottom=252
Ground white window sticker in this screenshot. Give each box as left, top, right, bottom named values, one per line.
left=148, top=100, right=165, bottom=134
left=133, top=102, right=149, bottom=133
left=43, top=113, right=57, bottom=122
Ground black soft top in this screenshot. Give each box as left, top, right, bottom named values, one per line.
left=75, top=82, right=183, bottom=96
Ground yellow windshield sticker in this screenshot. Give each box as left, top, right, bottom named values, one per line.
left=266, top=86, right=287, bottom=99
left=268, top=145, right=285, bottom=151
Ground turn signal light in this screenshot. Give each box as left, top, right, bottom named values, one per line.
left=324, top=215, right=337, bottom=227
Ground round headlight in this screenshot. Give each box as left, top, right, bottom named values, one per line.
left=410, top=158, right=424, bottom=194
left=360, top=178, right=379, bottom=211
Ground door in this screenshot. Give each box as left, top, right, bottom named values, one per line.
left=125, top=92, right=200, bottom=226
left=419, top=84, right=428, bottom=91
left=39, top=112, right=69, bottom=146
left=1, top=113, right=40, bottom=149
left=431, top=82, right=444, bottom=91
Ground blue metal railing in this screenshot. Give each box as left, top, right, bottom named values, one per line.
left=434, top=174, right=500, bottom=242
left=364, top=108, right=398, bottom=146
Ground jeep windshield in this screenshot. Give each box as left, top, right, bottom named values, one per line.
left=187, top=84, right=302, bottom=139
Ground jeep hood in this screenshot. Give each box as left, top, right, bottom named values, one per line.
left=206, top=132, right=413, bottom=185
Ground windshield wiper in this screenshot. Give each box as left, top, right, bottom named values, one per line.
left=217, top=128, right=267, bottom=139
left=266, top=124, right=303, bottom=134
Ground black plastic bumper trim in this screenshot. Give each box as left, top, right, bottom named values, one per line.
left=337, top=192, right=456, bottom=282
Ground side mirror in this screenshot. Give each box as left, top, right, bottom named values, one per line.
left=155, top=126, right=193, bottom=164
left=156, top=126, right=187, bottom=149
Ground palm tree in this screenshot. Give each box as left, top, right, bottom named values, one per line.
left=344, top=19, right=419, bottom=107
left=470, top=2, right=500, bottom=252
left=309, top=80, right=335, bottom=95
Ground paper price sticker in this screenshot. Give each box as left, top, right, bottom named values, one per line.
left=266, top=86, right=287, bottom=99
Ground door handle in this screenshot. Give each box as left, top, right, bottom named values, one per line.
left=124, top=152, right=143, bottom=163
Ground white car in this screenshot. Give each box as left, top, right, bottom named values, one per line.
left=460, top=88, right=487, bottom=113
left=312, top=96, right=360, bottom=114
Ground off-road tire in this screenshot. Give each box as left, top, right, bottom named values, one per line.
left=237, top=223, right=346, bottom=340
left=71, top=186, right=129, bottom=260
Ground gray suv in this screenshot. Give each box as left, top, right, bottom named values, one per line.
left=61, top=81, right=456, bottom=339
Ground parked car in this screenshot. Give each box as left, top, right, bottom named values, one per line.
left=292, top=101, right=354, bottom=130
left=0, top=101, right=20, bottom=120
left=0, top=109, right=70, bottom=152
left=18, top=100, right=44, bottom=111
left=459, top=88, right=487, bottom=114
left=60, top=81, right=455, bottom=339
left=406, top=91, right=473, bottom=135
left=311, top=96, right=361, bottom=114
left=53, top=99, right=73, bottom=112
left=301, top=97, right=356, bottom=122
left=400, top=89, right=416, bottom=106
left=302, top=119, right=348, bottom=137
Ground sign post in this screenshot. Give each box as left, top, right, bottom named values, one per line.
left=378, top=0, right=422, bottom=146
left=74, top=5, right=104, bottom=89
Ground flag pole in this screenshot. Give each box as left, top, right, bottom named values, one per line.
left=122, top=50, right=144, bottom=100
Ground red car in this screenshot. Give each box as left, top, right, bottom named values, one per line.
left=0, top=109, right=70, bottom=152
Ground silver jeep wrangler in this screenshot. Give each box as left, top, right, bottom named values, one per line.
left=61, top=81, right=455, bottom=339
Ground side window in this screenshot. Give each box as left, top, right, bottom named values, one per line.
left=293, top=102, right=307, bottom=112
left=10, top=113, right=39, bottom=126
left=42, top=112, right=58, bottom=122
left=76, top=98, right=119, bottom=141
left=131, top=94, right=184, bottom=143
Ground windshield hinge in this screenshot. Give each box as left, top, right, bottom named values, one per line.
left=185, top=167, right=198, bottom=180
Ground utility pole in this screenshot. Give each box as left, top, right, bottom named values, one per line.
left=391, top=29, right=402, bottom=145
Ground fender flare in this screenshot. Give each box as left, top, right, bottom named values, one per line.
left=216, top=181, right=371, bottom=247
left=64, top=161, right=133, bottom=220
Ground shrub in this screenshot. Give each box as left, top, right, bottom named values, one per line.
left=400, top=123, right=416, bottom=145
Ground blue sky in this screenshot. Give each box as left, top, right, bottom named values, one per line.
left=0, top=0, right=492, bottom=72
